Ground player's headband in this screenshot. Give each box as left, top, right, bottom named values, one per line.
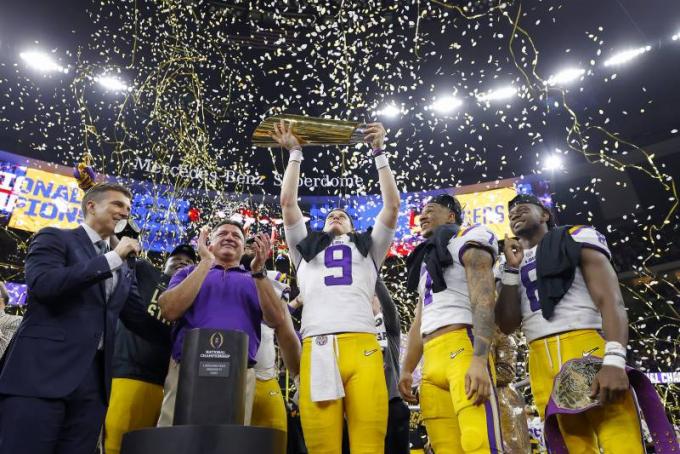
left=427, top=194, right=462, bottom=224
left=326, top=208, right=355, bottom=228
left=508, top=194, right=555, bottom=227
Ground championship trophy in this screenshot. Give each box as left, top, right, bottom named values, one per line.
left=252, top=114, right=366, bottom=147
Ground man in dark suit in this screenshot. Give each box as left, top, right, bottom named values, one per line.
left=0, top=182, right=168, bottom=454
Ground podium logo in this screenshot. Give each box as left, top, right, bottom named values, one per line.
left=209, top=332, right=225, bottom=350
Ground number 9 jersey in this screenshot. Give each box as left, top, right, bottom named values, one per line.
left=285, top=219, right=396, bottom=338
left=518, top=225, right=610, bottom=342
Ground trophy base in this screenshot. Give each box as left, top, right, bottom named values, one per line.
left=121, top=424, right=286, bottom=454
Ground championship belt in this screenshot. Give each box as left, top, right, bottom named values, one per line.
left=544, top=356, right=679, bottom=454
left=252, top=114, right=365, bottom=147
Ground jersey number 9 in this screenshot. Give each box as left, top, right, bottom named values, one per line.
left=324, top=245, right=353, bottom=286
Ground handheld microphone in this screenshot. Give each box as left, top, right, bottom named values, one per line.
left=114, top=219, right=141, bottom=269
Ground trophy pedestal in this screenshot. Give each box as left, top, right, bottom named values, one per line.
left=121, top=425, right=286, bottom=454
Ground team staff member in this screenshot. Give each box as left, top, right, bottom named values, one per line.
left=495, top=194, right=644, bottom=453
left=157, top=221, right=286, bottom=425
left=0, top=183, right=168, bottom=454
left=104, top=244, right=196, bottom=454
left=275, top=120, right=400, bottom=454
left=0, top=282, right=22, bottom=358
left=399, top=194, right=503, bottom=454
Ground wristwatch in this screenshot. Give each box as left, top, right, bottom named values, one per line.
left=251, top=268, right=267, bottom=279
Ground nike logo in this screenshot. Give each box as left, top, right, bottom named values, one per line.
left=364, top=349, right=378, bottom=356
left=582, top=347, right=599, bottom=357
left=450, top=348, right=464, bottom=359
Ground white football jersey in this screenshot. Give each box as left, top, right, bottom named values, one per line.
left=253, top=271, right=289, bottom=380
left=519, top=225, right=608, bottom=342
left=420, top=225, right=499, bottom=336
left=285, top=219, right=395, bottom=338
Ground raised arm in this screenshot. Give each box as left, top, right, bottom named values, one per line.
left=364, top=123, right=400, bottom=230
left=398, top=297, right=423, bottom=404
left=159, top=227, right=213, bottom=322
left=272, top=120, right=304, bottom=227
left=463, top=246, right=496, bottom=405
left=581, top=247, right=630, bottom=405
left=495, top=235, right=524, bottom=335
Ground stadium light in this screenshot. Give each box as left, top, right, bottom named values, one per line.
left=543, top=155, right=564, bottom=171
left=603, top=45, right=652, bottom=67
left=477, top=85, right=516, bottom=102
left=546, top=67, right=585, bottom=86
left=377, top=103, right=402, bottom=118
left=429, top=96, right=463, bottom=114
left=19, top=50, right=67, bottom=74
left=96, top=74, right=131, bottom=92
left=673, top=32, right=679, bottom=41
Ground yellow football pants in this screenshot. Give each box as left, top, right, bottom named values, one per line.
left=104, top=378, right=164, bottom=454
left=299, top=332, right=388, bottom=454
left=251, top=377, right=288, bottom=435
left=419, top=328, right=503, bottom=454
left=528, top=329, right=644, bottom=453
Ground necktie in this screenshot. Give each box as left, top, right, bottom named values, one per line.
left=96, top=240, right=114, bottom=301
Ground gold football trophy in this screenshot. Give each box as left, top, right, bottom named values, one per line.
left=252, top=114, right=366, bottom=147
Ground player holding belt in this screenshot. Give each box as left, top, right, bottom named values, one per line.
left=495, top=194, right=645, bottom=453
left=399, top=194, right=503, bottom=454
left=273, top=120, right=400, bottom=454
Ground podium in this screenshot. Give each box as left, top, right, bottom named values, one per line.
left=121, top=329, right=286, bottom=454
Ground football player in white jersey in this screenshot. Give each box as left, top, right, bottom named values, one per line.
left=273, top=120, right=400, bottom=454
left=495, top=194, right=644, bottom=453
left=399, top=194, right=504, bottom=454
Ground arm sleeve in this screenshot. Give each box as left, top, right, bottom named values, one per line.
left=25, top=228, right=114, bottom=301
left=284, top=219, right=308, bottom=269
left=120, top=272, right=171, bottom=344
left=167, top=265, right=193, bottom=290
left=104, top=251, right=123, bottom=271
left=369, top=219, right=396, bottom=267
left=452, top=225, right=499, bottom=266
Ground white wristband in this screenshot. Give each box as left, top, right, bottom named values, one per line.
left=374, top=153, right=389, bottom=170
left=289, top=147, right=303, bottom=163
left=501, top=271, right=520, bottom=286
left=602, top=354, right=626, bottom=369
left=605, top=341, right=627, bottom=355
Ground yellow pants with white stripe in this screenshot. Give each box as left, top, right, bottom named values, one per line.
left=104, top=378, right=164, bottom=454
left=299, top=333, right=388, bottom=454
left=528, top=329, right=644, bottom=453
left=251, top=377, right=288, bottom=435
left=419, top=328, right=503, bottom=454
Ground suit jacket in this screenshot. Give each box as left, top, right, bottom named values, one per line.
left=0, top=226, right=168, bottom=402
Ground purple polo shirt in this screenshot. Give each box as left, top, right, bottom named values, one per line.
left=168, top=264, right=262, bottom=364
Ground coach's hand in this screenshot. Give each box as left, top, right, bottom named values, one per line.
left=271, top=120, right=302, bottom=151
left=503, top=234, right=524, bottom=269
left=197, top=226, right=215, bottom=263
left=114, top=237, right=141, bottom=260
left=398, top=371, right=418, bottom=404
left=465, top=356, right=491, bottom=405
left=363, top=122, right=386, bottom=149
left=249, top=233, right=271, bottom=273
left=591, top=365, right=629, bottom=405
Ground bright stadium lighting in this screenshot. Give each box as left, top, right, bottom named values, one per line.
left=477, top=85, right=516, bottom=102
left=19, top=50, right=67, bottom=74
left=429, top=96, right=463, bottom=114
left=96, top=74, right=130, bottom=92
left=603, top=45, right=651, bottom=67
left=377, top=103, right=402, bottom=118
left=543, top=155, right=563, bottom=171
left=673, top=32, right=679, bottom=41
left=546, top=67, right=585, bottom=86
